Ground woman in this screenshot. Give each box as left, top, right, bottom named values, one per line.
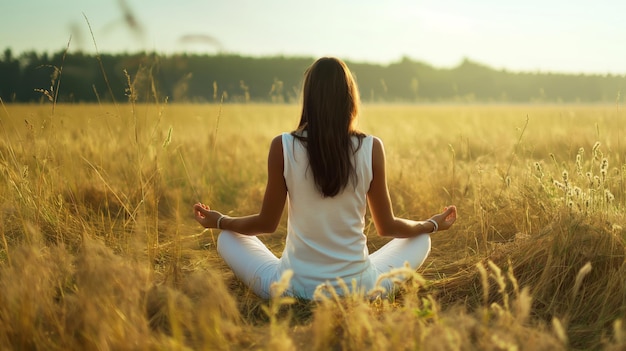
left=193, top=57, right=457, bottom=299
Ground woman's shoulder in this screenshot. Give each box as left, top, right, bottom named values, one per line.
left=276, top=132, right=299, bottom=140
left=270, top=134, right=282, bottom=142
left=274, top=132, right=301, bottom=151
left=270, top=134, right=286, bottom=150
left=364, top=134, right=383, bottom=147
left=368, top=135, right=385, bottom=158
left=278, top=131, right=301, bottom=142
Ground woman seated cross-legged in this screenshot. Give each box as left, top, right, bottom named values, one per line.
left=193, top=57, right=457, bottom=299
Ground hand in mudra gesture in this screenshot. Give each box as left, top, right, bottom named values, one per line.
left=193, top=203, right=223, bottom=229
left=430, top=206, right=457, bottom=232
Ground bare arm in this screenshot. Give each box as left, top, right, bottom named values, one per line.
left=367, top=137, right=457, bottom=238
left=193, top=135, right=287, bottom=235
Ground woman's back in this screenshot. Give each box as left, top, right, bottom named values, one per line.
left=279, top=132, right=374, bottom=297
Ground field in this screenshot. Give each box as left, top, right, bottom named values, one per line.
left=0, top=102, right=625, bottom=350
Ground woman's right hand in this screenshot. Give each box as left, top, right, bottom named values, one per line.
left=193, top=203, right=222, bottom=228
left=430, top=205, right=457, bottom=232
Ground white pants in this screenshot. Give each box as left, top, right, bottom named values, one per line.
left=217, top=231, right=431, bottom=299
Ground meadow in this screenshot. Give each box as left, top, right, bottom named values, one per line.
left=0, top=102, right=624, bottom=350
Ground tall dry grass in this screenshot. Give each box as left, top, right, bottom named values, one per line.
left=0, top=101, right=624, bottom=350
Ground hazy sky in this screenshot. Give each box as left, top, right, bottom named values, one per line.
left=2, top=0, right=625, bottom=74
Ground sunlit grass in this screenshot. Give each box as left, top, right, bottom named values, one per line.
left=0, top=102, right=624, bottom=350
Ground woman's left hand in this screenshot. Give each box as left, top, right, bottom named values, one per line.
left=430, top=205, right=457, bottom=232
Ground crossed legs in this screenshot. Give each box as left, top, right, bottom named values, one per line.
left=365, top=234, right=431, bottom=294
left=217, top=230, right=280, bottom=299
left=217, top=230, right=431, bottom=299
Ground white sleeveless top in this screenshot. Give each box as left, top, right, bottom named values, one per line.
left=278, top=132, right=375, bottom=298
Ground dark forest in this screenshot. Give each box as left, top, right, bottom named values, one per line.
left=1, top=48, right=624, bottom=103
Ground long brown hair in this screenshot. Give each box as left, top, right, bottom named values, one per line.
left=292, top=57, right=365, bottom=197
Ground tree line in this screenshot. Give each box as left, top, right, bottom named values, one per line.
left=1, top=48, right=624, bottom=104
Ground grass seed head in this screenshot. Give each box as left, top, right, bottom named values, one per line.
left=593, top=142, right=603, bottom=161
left=562, top=170, right=569, bottom=184
left=575, top=154, right=583, bottom=175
